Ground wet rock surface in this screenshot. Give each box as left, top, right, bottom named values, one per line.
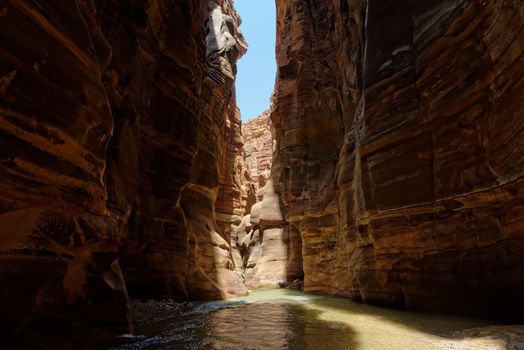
left=450, top=326, right=524, bottom=350
left=128, top=299, right=189, bottom=329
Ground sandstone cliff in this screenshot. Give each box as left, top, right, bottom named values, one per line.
left=1, top=0, right=524, bottom=346
left=243, top=110, right=274, bottom=191
left=0, top=0, right=248, bottom=345
left=216, top=106, right=255, bottom=242
left=235, top=178, right=303, bottom=289
left=272, top=0, right=524, bottom=319
left=233, top=110, right=303, bottom=289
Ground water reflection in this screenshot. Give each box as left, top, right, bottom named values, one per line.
left=112, top=289, right=515, bottom=350
left=113, top=297, right=354, bottom=349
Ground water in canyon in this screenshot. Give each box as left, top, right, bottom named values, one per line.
left=111, top=288, right=520, bottom=350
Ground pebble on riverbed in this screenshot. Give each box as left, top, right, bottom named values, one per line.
left=277, top=279, right=304, bottom=290
left=129, top=299, right=194, bottom=328
left=450, top=325, right=524, bottom=350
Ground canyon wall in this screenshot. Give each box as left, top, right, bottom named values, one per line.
left=1, top=1, right=524, bottom=347
left=234, top=110, right=303, bottom=289
left=216, top=106, right=255, bottom=239
left=243, top=110, right=273, bottom=191
left=0, top=0, right=248, bottom=345
left=272, top=0, right=524, bottom=319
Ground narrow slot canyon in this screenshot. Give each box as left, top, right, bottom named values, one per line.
left=0, top=0, right=524, bottom=349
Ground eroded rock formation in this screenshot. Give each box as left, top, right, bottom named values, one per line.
left=0, top=0, right=248, bottom=345
left=1, top=0, right=524, bottom=346
left=272, top=0, right=524, bottom=319
left=216, top=106, right=255, bottom=241
left=235, top=178, right=303, bottom=289
left=232, top=110, right=303, bottom=289
left=243, top=110, right=274, bottom=191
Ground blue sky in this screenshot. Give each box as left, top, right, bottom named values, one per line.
left=235, top=0, right=276, bottom=122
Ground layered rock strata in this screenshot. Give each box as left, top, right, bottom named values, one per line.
left=215, top=106, right=256, bottom=241
left=233, top=110, right=302, bottom=289
left=236, top=179, right=303, bottom=289
left=1, top=2, right=524, bottom=347
left=0, top=0, right=248, bottom=345
left=272, top=0, right=524, bottom=319
left=243, top=110, right=274, bottom=191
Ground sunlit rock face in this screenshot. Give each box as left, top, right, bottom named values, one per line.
left=273, top=0, right=524, bottom=319
left=234, top=177, right=304, bottom=289
left=215, top=106, right=255, bottom=249
left=242, top=180, right=288, bottom=288
left=234, top=110, right=303, bottom=289
left=113, top=0, right=251, bottom=303
left=0, top=0, right=247, bottom=344
left=243, top=110, right=274, bottom=191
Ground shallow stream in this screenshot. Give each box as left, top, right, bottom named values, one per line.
left=112, top=288, right=522, bottom=350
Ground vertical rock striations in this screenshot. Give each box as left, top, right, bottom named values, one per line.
left=272, top=0, right=524, bottom=319
left=0, top=0, right=248, bottom=345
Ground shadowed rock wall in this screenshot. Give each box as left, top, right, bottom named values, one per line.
left=0, top=0, right=248, bottom=345
left=273, top=0, right=524, bottom=319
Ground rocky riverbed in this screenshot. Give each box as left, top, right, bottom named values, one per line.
left=115, top=289, right=524, bottom=350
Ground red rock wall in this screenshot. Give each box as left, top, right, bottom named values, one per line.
left=216, top=106, right=255, bottom=239
left=235, top=110, right=303, bottom=289
left=273, top=0, right=524, bottom=319
left=0, top=1, right=129, bottom=344
left=243, top=110, right=274, bottom=191
left=0, top=0, right=248, bottom=344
